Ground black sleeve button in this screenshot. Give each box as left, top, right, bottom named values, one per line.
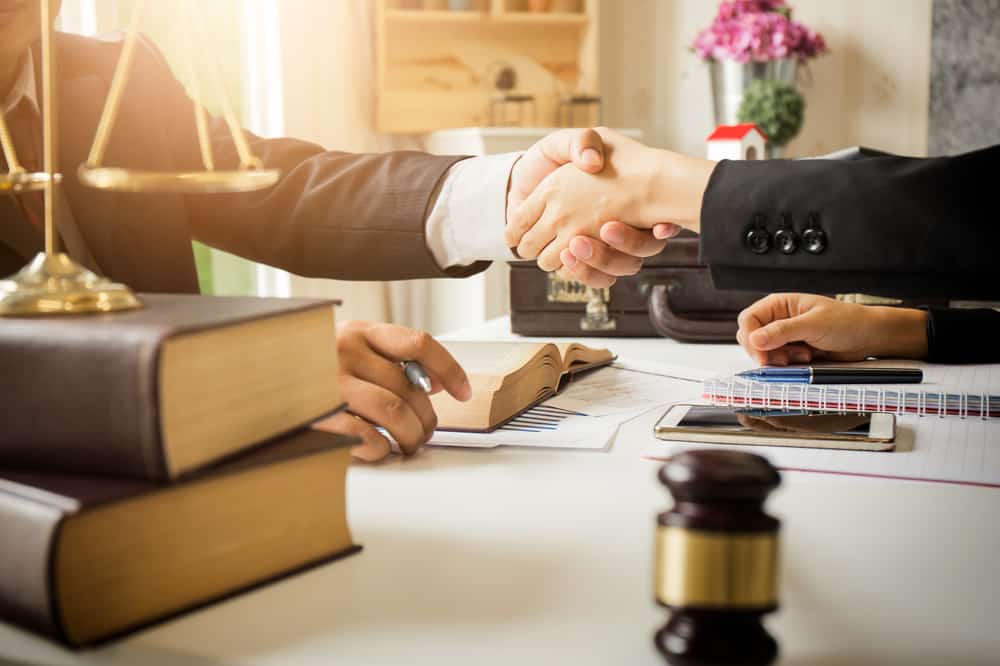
left=802, top=227, right=827, bottom=254
left=745, top=227, right=772, bottom=254
left=774, top=227, right=799, bottom=254
left=802, top=212, right=827, bottom=254
left=774, top=213, right=798, bottom=254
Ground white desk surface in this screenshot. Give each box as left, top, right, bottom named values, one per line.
left=4, top=317, right=999, bottom=665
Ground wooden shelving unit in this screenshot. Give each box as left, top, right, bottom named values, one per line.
left=375, top=0, right=599, bottom=133
left=385, top=9, right=588, bottom=26
left=385, top=9, right=489, bottom=23
left=492, top=12, right=588, bottom=26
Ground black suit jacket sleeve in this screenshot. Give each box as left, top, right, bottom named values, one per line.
left=926, top=308, right=1000, bottom=363
left=137, top=36, right=489, bottom=282
left=699, top=146, right=1000, bottom=300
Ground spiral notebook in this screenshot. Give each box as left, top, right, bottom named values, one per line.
left=643, top=362, right=1000, bottom=487
left=702, top=362, right=1000, bottom=419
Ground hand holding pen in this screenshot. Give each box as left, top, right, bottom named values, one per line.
left=312, top=321, right=471, bottom=462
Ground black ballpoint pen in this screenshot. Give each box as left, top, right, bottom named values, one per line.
left=736, top=366, right=923, bottom=384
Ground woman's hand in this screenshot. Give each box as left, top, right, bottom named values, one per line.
left=312, top=321, right=471, bottom=462
left=736, top=293, right=929, bottom=366
left=555, top=221, right=683, bottom=288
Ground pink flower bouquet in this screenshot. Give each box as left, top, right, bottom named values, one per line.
left=693, top=0, right=827, bottom=63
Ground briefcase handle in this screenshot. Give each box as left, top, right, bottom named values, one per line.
left=646, top=282, right=739, bottom=343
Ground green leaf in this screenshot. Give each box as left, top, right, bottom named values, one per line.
left=736, top=79, right=805, bottom=147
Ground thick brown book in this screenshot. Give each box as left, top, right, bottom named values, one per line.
left=0, top=294, right=342, bottom=481
left=0, top=428, right=358, bottom=648
left=431, top=341, right=614, bottom=431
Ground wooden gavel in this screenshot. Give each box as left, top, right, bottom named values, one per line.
left=654, top=450, right=782, bottom=666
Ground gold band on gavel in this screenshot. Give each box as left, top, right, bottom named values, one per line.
left=655, top=526, right=778, bottom=609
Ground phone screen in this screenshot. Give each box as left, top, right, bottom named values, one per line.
left=678, top=406, right=873, bottom=439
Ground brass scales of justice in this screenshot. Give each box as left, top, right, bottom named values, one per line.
left=0, top=0, right=280, bottom=316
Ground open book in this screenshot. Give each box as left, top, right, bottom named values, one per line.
left=432, top=341, right=614, bottom=431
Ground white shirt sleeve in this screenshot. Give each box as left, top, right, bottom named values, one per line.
left=425, top=152, right=522, bottom=269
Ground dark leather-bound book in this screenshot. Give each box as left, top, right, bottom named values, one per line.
left=0, top=428, right=359, bottom=648
left=0, top=294, right=342, bottom=481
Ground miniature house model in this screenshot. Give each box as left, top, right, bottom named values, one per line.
left=706, top=123, right=768, bottom=161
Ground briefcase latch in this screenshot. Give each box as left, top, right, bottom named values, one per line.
left=547, top=275, right=593, bottom=303
left=581, top=288, right=617, bottom=332
left=546, top=275, right=616, bottom=331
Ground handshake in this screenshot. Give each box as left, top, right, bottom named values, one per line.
left=504, top=127, right=718, bottom=288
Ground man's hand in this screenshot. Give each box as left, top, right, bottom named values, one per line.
left=507, top=128, right=670, bottom=287
left=736, top=293, right=929, bottom=366
left=507, top=128, right=604, bottom=217
left=313, top=321, right=471, bottom=462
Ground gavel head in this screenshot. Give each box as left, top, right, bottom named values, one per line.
left=654, top=450, right=782, bottom=666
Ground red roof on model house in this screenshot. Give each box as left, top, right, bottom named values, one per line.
left=706, top=123, right=768, bottom=141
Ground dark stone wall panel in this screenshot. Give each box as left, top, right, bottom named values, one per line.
left=929, top=0, right=1000, bottom=155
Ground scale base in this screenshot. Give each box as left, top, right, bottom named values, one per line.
left=0, top=252, right=142, bottom=316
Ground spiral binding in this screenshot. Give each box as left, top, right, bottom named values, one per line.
left=704, top=378, right=997, bottom=420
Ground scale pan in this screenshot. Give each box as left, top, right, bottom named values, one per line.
left=78, top=166, right=281, bottom=194
left=0, top=171, right=61, bottom=193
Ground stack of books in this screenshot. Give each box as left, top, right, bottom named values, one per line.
left=0, top=295, right=358, bottom=647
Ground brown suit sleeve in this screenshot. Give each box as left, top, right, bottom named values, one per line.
left=137, top=37, right=489, bottom=281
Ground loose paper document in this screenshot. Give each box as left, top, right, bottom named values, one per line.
left=546, top=363, right=705, bottom=416
left=430, top=364, right=703, bottom=450
left=429, top=405, right=647, bottom=450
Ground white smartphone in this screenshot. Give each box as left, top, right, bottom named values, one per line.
left=655, top=404, right=896, bottom=452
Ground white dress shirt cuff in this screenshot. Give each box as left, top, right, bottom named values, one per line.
left=425, top=152, right=521, bottom=269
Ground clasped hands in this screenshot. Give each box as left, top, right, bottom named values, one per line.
left=505, top=127, right=716, bottom=288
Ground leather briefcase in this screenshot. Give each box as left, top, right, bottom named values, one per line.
left=509, top=231, right=768, bottom=343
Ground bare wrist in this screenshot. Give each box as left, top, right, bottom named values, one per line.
left=869, top=307, right=929, bottom=359
left=644, top=151, right=715, bottom=233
